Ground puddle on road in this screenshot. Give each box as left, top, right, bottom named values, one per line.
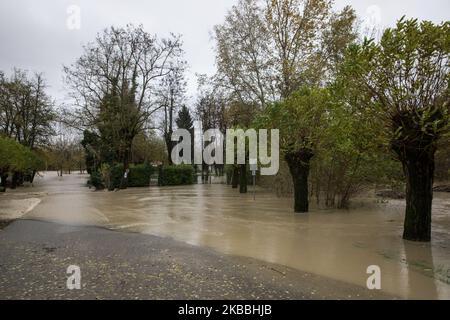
left=17, top=172, right=450, bottom=299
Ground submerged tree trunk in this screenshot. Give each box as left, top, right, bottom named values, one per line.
left=338, top=192, right=351, bottom=209
left=285, top=149, right=314, bottom=213
left=1, top=173, right=7, bottom=190
left=239, top=164, right=247, bottom=193
left=203, top=163, right=209, bottom=184
left=400, top=148, right=435, bottom=242
left=11, top=172, right=18, bottom=189
left=391, top=113, right=438, bottom=242
left=391, top=109, right=443, bottom=242
left=30, top=170, right=36, bottom=184
left=231, top=166, right=239, bottom=189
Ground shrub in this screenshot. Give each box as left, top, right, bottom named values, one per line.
left=89, top=171, right=104, bottom=190
left=158, top=165, right=195, bottom=186
left=0, top=136, right=43, bottom=188
left=110, top=163, right=124, bottom=189
left=128, top=163, right=153, bottom=187
left=89, top=162, right=153, bottom=189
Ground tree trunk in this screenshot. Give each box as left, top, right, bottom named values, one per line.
left=390, top=109, right=442, bottom=242
left=401, top=150, right=435, bottom=242
left=202, top=163, right=209, bottom=184
left=166, top=138, right=174, bottom=165
left=120, top=148, right=131, bottom=189
left=239, top=164, right=247, bottom=193
left=158, top=165, right=163, bottom=186
left=285, top=149, right=314, bottom=213
left=30, top=170, right=36, bottom=184
left=1, top=173, right=7, bottom=190
left=231, top=166, right=239, bottom=189
left=11, top=172, right=18, bottom=189
left=338, top=193, right=350, bottom=209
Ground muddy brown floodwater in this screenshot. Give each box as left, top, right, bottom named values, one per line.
left=5, top=172, right=450, bottom=299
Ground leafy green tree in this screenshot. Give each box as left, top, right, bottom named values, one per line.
left=214, top=0, right=356, bottom=197
left=256, top=87, right=329, bottom=212
left=342, top=18, right=449, bottom=241
left=312, top=83, right=402, bottom=208
left=0, top=136, right=43, bottom=190
left=131, top=133, right=167, bottom=165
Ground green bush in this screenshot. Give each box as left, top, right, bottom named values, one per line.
left=89, top=162, right=153, bottom=189
left=128, top=163, right=153, bottom=187
left=110, top=164, right=124, bottom=189
left=158, top=165, right=195, bottom=186
left=89, top=171, right=104, bottom=190
left=0, top=136, right=43, bottom=187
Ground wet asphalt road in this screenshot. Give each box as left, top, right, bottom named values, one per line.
left=0, top=219, right=392, bottom=300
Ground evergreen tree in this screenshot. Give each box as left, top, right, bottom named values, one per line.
left=176, top=105, right=194, bottom=130
left=175, top=105, right=194, bottom=165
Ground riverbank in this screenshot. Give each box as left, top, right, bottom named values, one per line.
left=0, top=219, right=392, bottom=300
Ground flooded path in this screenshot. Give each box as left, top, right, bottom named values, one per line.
left=4, top=172, right=450, bottom=299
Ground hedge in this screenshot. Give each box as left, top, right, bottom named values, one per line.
left=89, top=163, right=154, bottom=190
left=158, top=165, right=195, bottom=186
left=128, top=163, right=153, bottom=187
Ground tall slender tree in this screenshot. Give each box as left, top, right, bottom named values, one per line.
left=175, top=105, right=194, bottom=165
left=157, top=61, right=187, bottom=164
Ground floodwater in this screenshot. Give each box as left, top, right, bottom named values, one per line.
left=5, top=172, right=450, bottom=299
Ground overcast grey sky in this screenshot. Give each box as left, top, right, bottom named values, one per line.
left=0, top=0, right=449, bottom=105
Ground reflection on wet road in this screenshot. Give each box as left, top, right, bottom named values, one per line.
left=16, top=172, right=450, bottom=299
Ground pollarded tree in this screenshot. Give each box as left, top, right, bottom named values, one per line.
left=176, top=105, right=194, bottom=165
left=343, top=18, right=450, bottom=241
left=256, top=87, right=329, bottom=212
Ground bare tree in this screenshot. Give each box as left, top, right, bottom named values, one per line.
left=0, top=69, right=55, bottom=149
left=214, top=0, right=356, bottom=104
left=214, top=0, right=275, bottom=106
left=156, top=60, right=187, bottom=164
left=63, top=25, right=184, bottom=183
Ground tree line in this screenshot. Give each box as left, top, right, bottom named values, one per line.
left=197, top=0, right=449, bottom=242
